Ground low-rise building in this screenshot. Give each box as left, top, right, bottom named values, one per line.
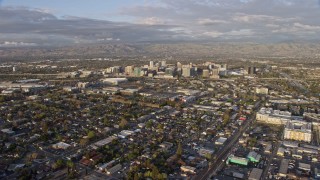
left=198, top=148, right=214, bottom=157
left=298, top=162, right=311, bottom=171
left=278, top=159, right=289, bottom=177
left=256, top=107, right=291, bottom=125
left=248, top=168, right=263, bottom=180
left=255, top=87, right=268, bottom=95
left=52, top=142, right=71, bottom=150
left=215, top=137, right=227, bottom=145
left=180, top=165, right=196, bottom=174
left=277, top=147, right=285, bottom=157
left=106, top=164, right=122, bottom=175
left=247, top=151, right=261, bottom=163
left=227, top=155, right=249, bottom=166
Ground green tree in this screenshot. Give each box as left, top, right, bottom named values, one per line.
left=146, top=120, right=153, bottom=129
left=67, top=160, right=75, bottom=169
left=134, top=173, right=139, bottom=180
left=176, top=142, right=183, bottom=158
left=152, top=166, right=159, bottom=180
left=54, top=159, right=64, bottom=169
left=103, top=118, right=110, bottom=126
left=222, top=110, right=231, bottom=126
left=41, top=121, right=48, bottom=134
left=67, top=160, right=75, bottom=177
left=87, top=131, right=95, bottom=139
left=79, top=138, right=89, bottom=146
left=119, top=118, right=128, bottom=129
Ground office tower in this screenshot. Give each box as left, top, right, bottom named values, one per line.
left=161, top=61, right=166, bottom=67
left=134, top=67, right=142, bottom=77
left=125, top=66, right=134, bottom=75
left=182, top=67, right=191, bottom=77
left=202, top=69, right=209, bottom=78
left=177, top=62, right=182, bottom=69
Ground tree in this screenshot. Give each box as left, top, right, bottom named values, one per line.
left=18, top=168, right=32, bottom=180
left=146, top=120, right=153, bottom=129
left=152, top=166, right=159, bottom=180
left=67, top=160, right=75, bottom=178
left=87, top=131, right=95, bottom=139
left=119, top=118, right=128, bottom=129
left=222, top=110, right=231, bottom=126
left=67, top=160, right=75, bottom=168
left=41, top=121, right=48, bottom=134
left=176, top=142, right=182, bottom=158
left=79, top=138, right=89, bottom=146
left=204, top=153, right=212, bottom=160
left=63, top=120, right=68, bottom=131
left=0, top=96, right=5, bottom=102
left=134, top=173, right=139, bottom=180
left=54, top=159, right=64, bottom=169
left=157, top=124, right=164, bottom=131
left=103, top=118, right=110, bottom=126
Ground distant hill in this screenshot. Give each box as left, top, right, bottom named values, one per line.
left=1, top=42, right=320, bottom=61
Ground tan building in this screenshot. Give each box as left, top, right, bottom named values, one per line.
left=256, top=108, right=291, bottom=125
left=125, top=66, right=134, bottom=75
left=202, top=69, right=210, bottom=78
left=284, top=120, right=312, bottom=142
left=255, top=87, right=268, bottom=95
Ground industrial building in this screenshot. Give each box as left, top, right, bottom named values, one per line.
left=227, top=155, right=249, bottom=166
left=247, top=151, right=261, bottom=163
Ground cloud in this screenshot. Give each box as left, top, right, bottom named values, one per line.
left=138, top=17, right=166, bottom=25
left=0, top=41, right=37, bottom=47
left=198, top=18, right=229, bottom=25
left=203, top=31, right=223, bottom=38
left=1, top=0, right=320, bottom=45
left=293, top=22, right=320, bottom=31
left=0, top=7, right=186, bottom=45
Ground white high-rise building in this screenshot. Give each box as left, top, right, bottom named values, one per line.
left=177, top=62, right=182, bottom=69
left=161, top=61, right=166, bottom=67
left=149, top=61, right=154, bottom=68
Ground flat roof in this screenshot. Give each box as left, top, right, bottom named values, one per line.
left=248, top=168, right=263, bottom=180
left=279, top=159, right=289, bottom=176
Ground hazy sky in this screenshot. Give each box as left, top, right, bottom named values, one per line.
left=1, top=0, right=320, bottom=46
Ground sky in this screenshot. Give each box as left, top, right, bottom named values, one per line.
left=1, top=0, right=320, bottom=46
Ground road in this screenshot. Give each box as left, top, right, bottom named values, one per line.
left=194, top=101, right=261, bottom=180
left=0, top=73, right=59, bottom=76
left=261, top=141, right=280, bottom=179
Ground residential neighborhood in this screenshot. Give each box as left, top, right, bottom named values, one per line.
left=0, top=58, right=319, bottom=180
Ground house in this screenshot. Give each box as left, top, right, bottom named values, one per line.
left=106, top=164, right=122, bottom=175
left=52, top=142, right=71, bottom=150
left=180, top=165, right=196, bottom=174
left=215, top=137, right=227, bottom=145
left=159, top=142, right=173, bottom=151
left=198, top=148, right=214, bottom=157
left=1, top=129, right=15, bottom=135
